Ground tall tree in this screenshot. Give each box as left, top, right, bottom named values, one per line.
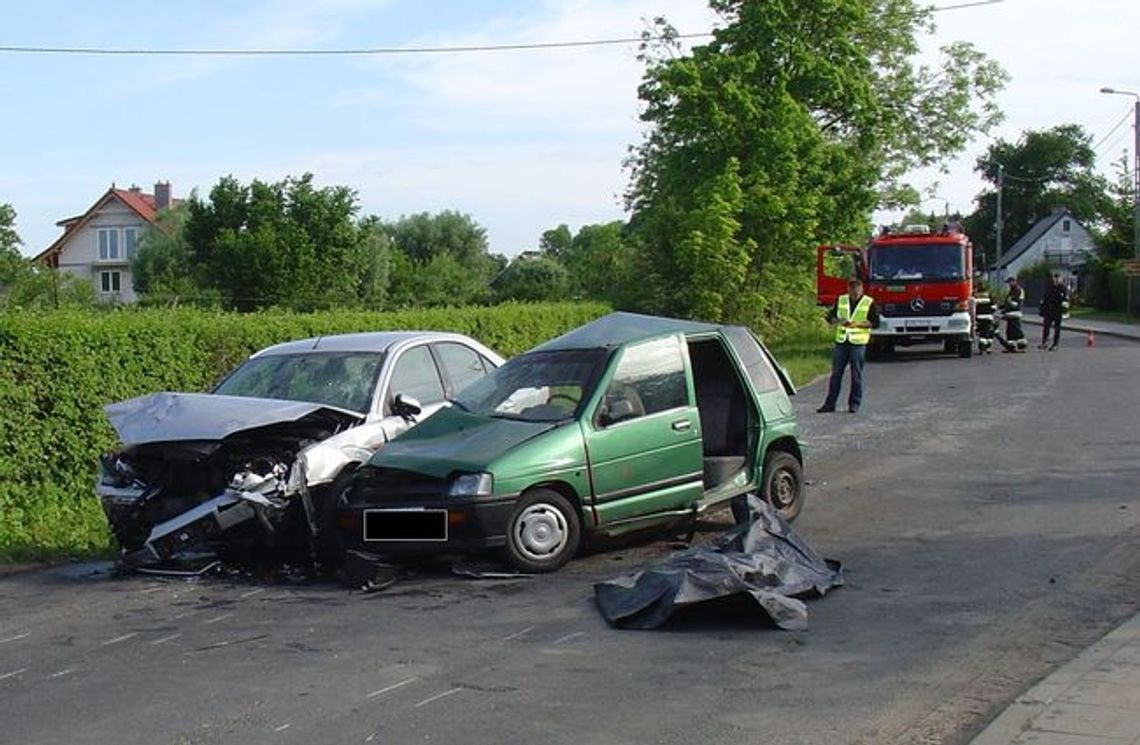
left=1090, top=153, right=1134, bottom=261
left=626, top=0, right=1006, bottom=325
left=383, top=211, right=499, bottom=307
left=0, top=203, right=94, bottom=309
left=184, top=174, right=368, bottom=311
left=963, top=124, right=1111, bottom=264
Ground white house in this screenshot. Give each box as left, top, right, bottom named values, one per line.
left=991, top=208, right=1097, bottom=288
left=35, top=182, right=176, bottom=303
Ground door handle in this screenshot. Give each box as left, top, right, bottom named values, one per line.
left=671, top=419, right=692, bottom=432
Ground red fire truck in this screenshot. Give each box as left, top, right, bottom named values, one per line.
left=817, top=224, right=975, bottom=358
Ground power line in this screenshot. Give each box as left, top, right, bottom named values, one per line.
left=1095, top=106, right=1134, bottom=152
left=0, top=2, right=1001, bottom=58
left=0, top=33, right=711, bottom=57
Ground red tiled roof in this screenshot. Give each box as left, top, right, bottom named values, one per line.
left=34, top=186, right=180, bottom=265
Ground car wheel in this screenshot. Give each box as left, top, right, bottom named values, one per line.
left=762, top=451, right=804, bottom=522
left=314, top=468, right=358, bottom=573
left=504, top=489, right=581, bottom=573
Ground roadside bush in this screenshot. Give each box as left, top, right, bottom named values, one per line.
left=0, top=302, right=608, bottom=559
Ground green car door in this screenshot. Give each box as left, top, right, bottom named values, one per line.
left=584, top=335, right=704, bottom=525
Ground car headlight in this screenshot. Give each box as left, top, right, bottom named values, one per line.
left=448, top=473, right=494, bottom=497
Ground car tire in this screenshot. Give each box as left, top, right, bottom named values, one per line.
left=762, top=451, right=804, bottom=522
left=314, top=468, right=358, bottom=574
left=504, top=489, right=581, bottom=573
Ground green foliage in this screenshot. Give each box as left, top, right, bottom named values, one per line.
left=963, top=125, right=1110, bottom=263
left=0, top=302, right=608, bottom=560
left=495, top=256, right=571, bottom=302
left=181, top=174, right=371, bottom=311
left=383, top=211, right=503, bottom=307
left=626, top=1, right=1006, bottom=329
left=1, top=203, right=97, bottom=310
left=1098, top=154, right=1137, bottom=261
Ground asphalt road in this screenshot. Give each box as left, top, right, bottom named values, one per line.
left=3, top=331, right=1140, bottom=745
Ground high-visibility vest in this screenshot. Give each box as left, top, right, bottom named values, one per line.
left=835, top=294, right=874, bottom=345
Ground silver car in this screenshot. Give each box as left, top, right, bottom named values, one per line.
left=97, top=331, right=503, bottom=570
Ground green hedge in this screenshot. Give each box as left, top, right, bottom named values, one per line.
left=0, top=302, right=609, bottom=559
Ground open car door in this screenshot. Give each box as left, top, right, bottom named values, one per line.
left=817, top=245, right=862, bottom=308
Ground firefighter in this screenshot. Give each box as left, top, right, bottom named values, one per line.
left=1038, top=272, right=1069, bottom=351
left=974, top=283, right=996, bottom=355
left=996, top=275, right=1027, bottom=353
left=818, top=277, right=881, bottom=414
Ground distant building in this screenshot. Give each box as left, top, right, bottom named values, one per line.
left=34, top=182, right=176, bottom=303
left=990, top=208, right=1097, bottom=295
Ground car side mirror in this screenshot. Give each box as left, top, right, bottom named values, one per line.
left=391, top=394, right=422, bottom=421
left=600, top=398, right=635, bottom=427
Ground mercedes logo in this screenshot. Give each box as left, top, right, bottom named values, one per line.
left=909, top=298, right=926, bottom=312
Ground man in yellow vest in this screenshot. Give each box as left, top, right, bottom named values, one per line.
left=818, top=278, right=881, bottom=414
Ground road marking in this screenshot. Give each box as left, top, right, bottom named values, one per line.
left=502, top=625, right=535, bottom=641
left=413, top=687, right=462, bottom=708
left=0, top=668, right=28, bottom=682
left=47, top=668, right=74, bottom=679
left=274, top=724, right=291, bottom=732
left=551, top=631, right=585, bottom=645
left=150, top=633, right=182, bottom=646
left=100, top=632, right=138, bottom=647
left=239, top=588, right=265, bottom=599
left=366, top=677, right=417, bottom=699
left=0, top=633, right=29, bottom=644
left=203, top=613, right=234, bottom=625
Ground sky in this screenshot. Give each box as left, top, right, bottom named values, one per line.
left=2, top=0, right=1139, bottom=259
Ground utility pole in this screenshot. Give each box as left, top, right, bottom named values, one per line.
left=1100, top=87, right=1140, bottom=315
left=995, top=163, right=1004, bottom=282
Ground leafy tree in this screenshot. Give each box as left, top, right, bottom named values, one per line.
left=494, top=256, right=571, bottom=302
left=184, top=174, right=368, bottom=311
left=1097, top=154, right=1136, bottom=261
left=963, top=125, right=1111, bottom=266
left=0, top=203, right=94, bottom=310
left=626, top=0, right=1007, bottom=325
left=383, top=211, right=499, bottom=307
left=130, top=203, right=205, bottom=304
left=539, top=224, right=574, bottom=262
left=357, top=217, right=393, bottom=310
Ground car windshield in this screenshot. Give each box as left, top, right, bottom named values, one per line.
left=454, top=349, right=608, bottom=422
left=869, top=244, right=965, bottom=281
left=213, top=352, right=384, bottom=413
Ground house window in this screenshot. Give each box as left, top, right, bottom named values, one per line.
left=124, top=227, right=138, bottom=259
left=99, top=270, right=122, bottom=294
left=1062, top=219, right=1071, bottom=233
left=98, top=228, right=120, bottom=260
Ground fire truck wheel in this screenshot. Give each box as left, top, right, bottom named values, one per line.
left=957, top=339, right=973, bottom=358
left=762, top=451, right=804, bottom=522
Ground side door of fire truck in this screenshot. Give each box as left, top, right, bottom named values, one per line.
left=817, top=245, right=863, bottom=308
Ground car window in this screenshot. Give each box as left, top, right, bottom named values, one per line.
left=387, top=345, right=445, bottom=411
left=599, top=336, right=687, bottom=425
left=721, top=326, right=782, bottom=394
left=454, top=349, right=606, bottom=422
left=213, top=352, right=383, bottom=413
left=434, top=342, right=489, bottom=396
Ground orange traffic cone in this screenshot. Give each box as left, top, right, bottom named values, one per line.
left=1086, top=330, right=1096, bottom=347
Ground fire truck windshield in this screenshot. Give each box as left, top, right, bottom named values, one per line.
left=868, top=244, right=965, bottom=282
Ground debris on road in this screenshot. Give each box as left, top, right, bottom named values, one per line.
left=593, top=496, right=842, bottom=630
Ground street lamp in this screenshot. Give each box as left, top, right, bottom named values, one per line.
left=1100, top=86, right=1140, bottom=314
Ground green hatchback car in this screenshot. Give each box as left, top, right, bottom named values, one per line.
left=335, top=312, right=804, bottom=572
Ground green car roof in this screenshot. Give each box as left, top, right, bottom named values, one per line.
left=534, top=312, right=723, bottom=352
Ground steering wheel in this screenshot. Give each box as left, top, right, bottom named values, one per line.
left=547, top=392, right=580, bottom=408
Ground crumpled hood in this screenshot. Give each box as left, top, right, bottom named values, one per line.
left=369, top=405, right=559, bottom=478
left=105, top=392, right=363, bottom=448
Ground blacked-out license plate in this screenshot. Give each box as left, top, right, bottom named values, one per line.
left=363, top=509, right=448, bottom=541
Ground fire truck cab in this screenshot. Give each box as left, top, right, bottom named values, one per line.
left=817, top=224, right=975, bottom=358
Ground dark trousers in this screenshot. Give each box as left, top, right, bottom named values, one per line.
left=823, top=342, right=866, bottom=410
left=1041, top=314, right=1062, bottom=347
left=996, top=317, right=1024, bottom=350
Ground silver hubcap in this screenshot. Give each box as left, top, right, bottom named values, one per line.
left=514, top=503, right=568, bottom=561
left=771, top=471, right=797, bottom=509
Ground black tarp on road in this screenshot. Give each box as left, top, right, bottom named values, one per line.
left=594, top=497, right=843, bottom=630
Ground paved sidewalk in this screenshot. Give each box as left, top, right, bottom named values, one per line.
left=969, top=613, right=1140, bottom=744
left=1022, top=309, right=1140, bottom=342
